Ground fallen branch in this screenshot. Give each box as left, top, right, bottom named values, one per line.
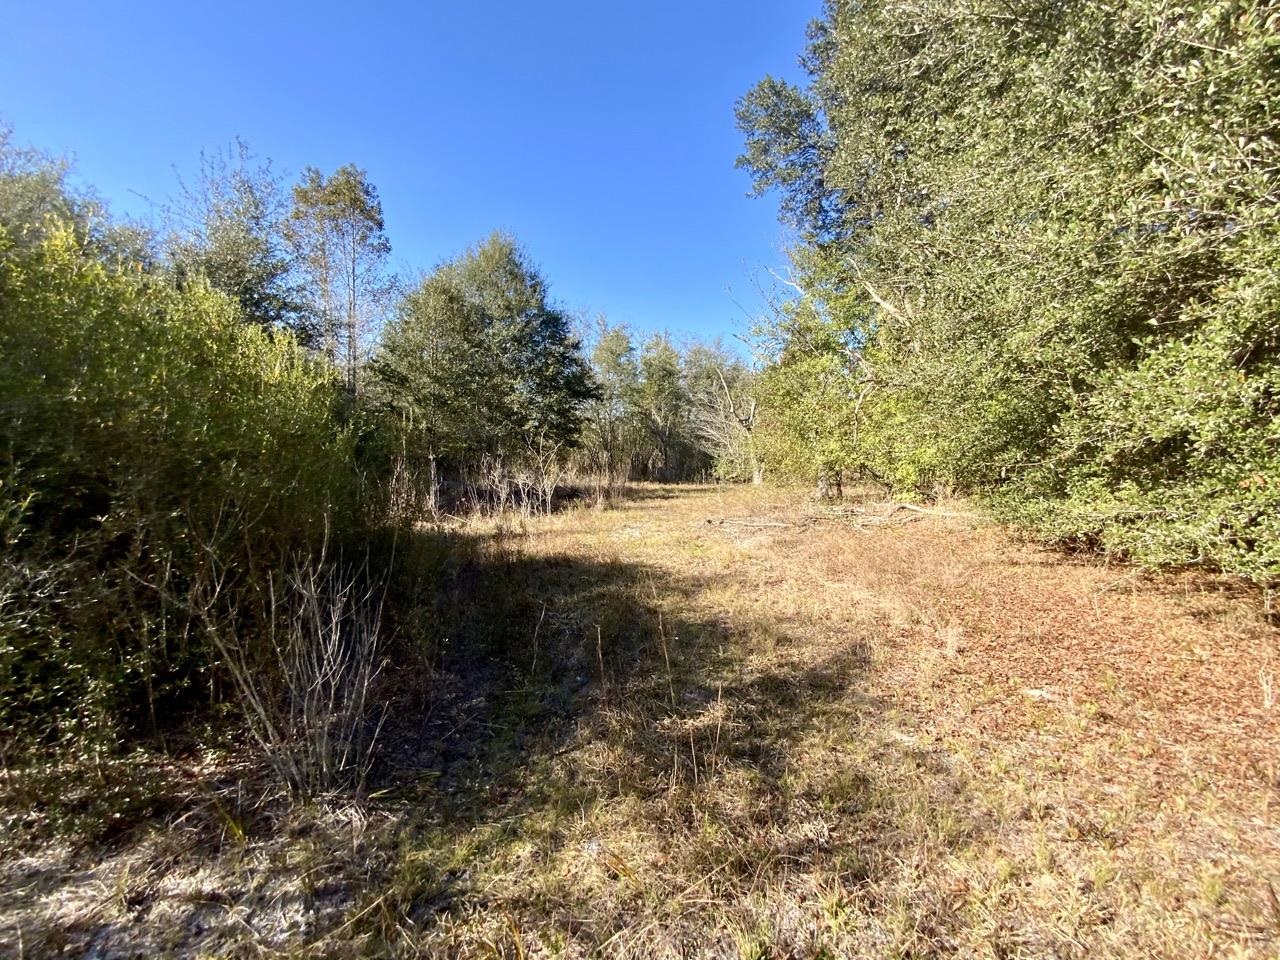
left=706, top=518, right=809, bottom=529
left=707, top=514, right=903, bottom=530
left=705, top=502, right=978, bottom=531
left=884, top=503, right=980, bottom=520
left=812, top=502, right=978, bottom=520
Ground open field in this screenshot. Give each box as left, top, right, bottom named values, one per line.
left=3, top=484, right=1278, bottom=958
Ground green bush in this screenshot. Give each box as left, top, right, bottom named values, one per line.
left=0, top=223, right=354, bottom=737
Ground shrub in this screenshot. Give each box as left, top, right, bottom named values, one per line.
left=0, top=223, right=355, bottom=738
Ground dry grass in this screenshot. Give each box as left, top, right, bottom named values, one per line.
left=2, top=483, right=1277, bottom=957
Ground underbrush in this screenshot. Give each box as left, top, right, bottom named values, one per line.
left=0, top=222, right=358, bottom=746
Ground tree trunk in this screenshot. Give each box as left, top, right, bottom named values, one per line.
left=347, top=239, right=359, bottom=396
left=427, top=452, right=439, bottom=516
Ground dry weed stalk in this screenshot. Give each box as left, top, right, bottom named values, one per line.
left=204, top=558, right=389, bottom=798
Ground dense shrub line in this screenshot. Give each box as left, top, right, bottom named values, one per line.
left=0, top=221, right=355, bottom=740
left=0, top=129, right=764, bottom=755
left=738, top=0, right=1279, bottom=582
left=0, top=134, right=604, bottom=757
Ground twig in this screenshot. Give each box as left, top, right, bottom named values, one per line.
left=595, top=624, right=608, bottom=702
left=531, top=602, right=547, bottom=675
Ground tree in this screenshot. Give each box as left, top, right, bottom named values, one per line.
left=635, top=335, right=693, bottom=480
left=578, top=316, right=640, bottom=492
left=165, top=140, right=307, bottom=333
left=735, top=74, right=847, bottom=245
left=440, top=233, right=596, bottom=456
left=0, top=124, right=152, bottom=263
left=683, top=342, right=762, bottom=483
left=374, top=271, right=487, bottom=505
left=374, top=233, right=597, bottom=510
left=740, top=0, right=1280, bottom=578
left=285, top=165, right=391, bottom=394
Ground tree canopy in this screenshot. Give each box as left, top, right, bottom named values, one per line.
left=739, top=0, right=1280, bottom=581
left=374, top=233, right=597, bottom=491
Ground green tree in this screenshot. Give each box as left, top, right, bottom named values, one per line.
left=579, top=316, right=641, bottom=490
left=751, top=277, right=866, bottom=495
left=165, top=140, right=307, bottom=334
left=375, top=233, right=597, bottom=508
left=740, top=0, right=1280, bottom=578
left=285, top=164, right=391, bottom=394
left=635, top=335, right=694, bottom=480
left=735, top=71, right=846, bottom=244
left=374, top=270, right=488, bottom=502
left=0, top=124, right=151, bottom=263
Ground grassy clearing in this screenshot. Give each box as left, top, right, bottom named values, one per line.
left=3, top=484, right=1278, bottom=957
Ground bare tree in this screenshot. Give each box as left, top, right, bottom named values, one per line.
left=693, top=366, right=763, bottom=484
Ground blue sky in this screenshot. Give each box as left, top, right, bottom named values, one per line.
left=0, top=1, right=817, bottom=345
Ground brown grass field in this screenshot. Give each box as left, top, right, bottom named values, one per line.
left=2, top=484, right=1278, bottom=958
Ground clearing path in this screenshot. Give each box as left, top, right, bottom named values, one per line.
left=4, top=484, right=1277, bottom=958
left=387, top=484, right=1279, bottom=957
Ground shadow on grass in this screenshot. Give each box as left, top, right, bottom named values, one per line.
left=368, top=521, right=976, bottom=945
left=0, top=510, right=980, bottom=957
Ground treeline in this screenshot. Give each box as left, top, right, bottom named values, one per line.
left=0, top=130, right=737, bottom=766
left=575, top=321, right=760, bottom=490
left=737, top=0, right=1279, bottom=582
left=377, top=258, right=759, bottom=512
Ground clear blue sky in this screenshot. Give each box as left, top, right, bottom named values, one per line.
left=0, top=1, right=817, bottom=345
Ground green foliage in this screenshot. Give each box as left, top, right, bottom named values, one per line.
left=0, top=124, right=152, bottom=263
left=751, top=267, right=864, bottom=486
left=374, top=233, right=597, bottom=485
left=734, top=74, right=844, bottom=243
left=634, top=334, right=694, bottom=479
left=1008, top=267, right=1280, bottom=579
left=0, top=221, right=352, bottom=735
left=574, top=322, right=760, bottom=486
left=165, top=140, right=308, bottom=334
left=285, top=164, right=391, bottom=392
left=740, top=0, right=1280, bottom=579
left=0, top=130, right=616, bottom=746
left=579, top=317, right=643, bottom=485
